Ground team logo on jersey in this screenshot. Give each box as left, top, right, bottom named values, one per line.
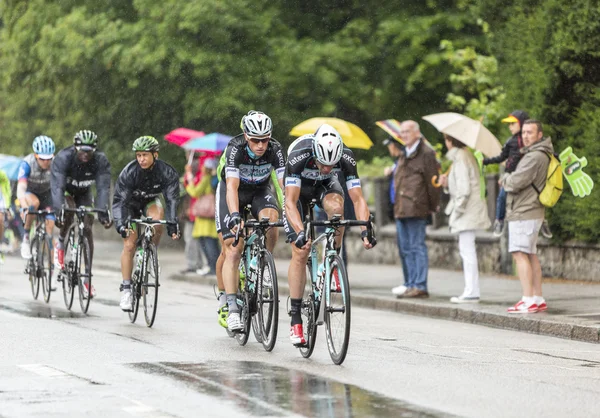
left=288, top=152, right=310, bottom=167
left=342, top=153, right=356, bottom=166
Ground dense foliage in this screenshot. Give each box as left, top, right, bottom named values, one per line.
left=0, top=0, right=598, bottom=240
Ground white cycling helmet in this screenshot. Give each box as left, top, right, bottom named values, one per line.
left=312, top=124, right=343, bottom=166
left=242, top=110, right=272, bottom=138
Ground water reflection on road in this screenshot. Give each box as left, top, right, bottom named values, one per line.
left=131, top=361, right=449, bottom=417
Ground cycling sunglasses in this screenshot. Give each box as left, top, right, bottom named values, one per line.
left=247, top=136, right=270, bottom=144
left=76, top=145, right=96, bottom=152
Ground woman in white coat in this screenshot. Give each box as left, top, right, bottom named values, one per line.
left=440, top=134, right=491, bottom=303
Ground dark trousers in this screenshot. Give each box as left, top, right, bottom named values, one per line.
left=199, top=237, right=219, bottom=274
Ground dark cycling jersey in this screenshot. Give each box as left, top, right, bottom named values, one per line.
left=284, top=134, right=361, bottom=191
left=112, top=160, right=180, bottom=229
left=51, top=146, right=111, bottom=212
left=18, top=154, right=51, bottom=196
left=219, top=134, right=285, bottom=189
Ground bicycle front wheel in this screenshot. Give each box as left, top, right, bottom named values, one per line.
left=29, top=237, right=40, bottom=300
left=324, top=254, right=351, bottom=365
left=142, top=244, right=159, bottom=327
left=62, top=227, right=76, bottom=310
left=299, top=264, right=317, bottom=359
left=257, top=250, right=278, bottom=352
left=77, top=236, right=92, bottom=314
left=40, top=236, right=53, bottom=303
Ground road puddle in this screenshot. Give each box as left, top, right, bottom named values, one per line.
left=130, top=361, right=451, bottom=417
left=0, top=300, right=88, bottom=319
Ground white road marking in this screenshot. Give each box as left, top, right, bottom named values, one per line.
left=19, top=364, right=67, bottom=377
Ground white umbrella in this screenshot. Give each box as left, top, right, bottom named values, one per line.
left=422, top=112, right=502, bottom=158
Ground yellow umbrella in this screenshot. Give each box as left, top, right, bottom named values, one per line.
left=290, top=117, right=373, bottom=150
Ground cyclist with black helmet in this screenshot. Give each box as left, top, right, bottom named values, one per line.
left=283, top=124, right=376, bottom=345
left=17, top=135, right=56, bottom=259
left=215, top=110, right=285, bottom=332
left=51, top=130, right=112, bottom=297
left=112, top=136, right=180, bottom=312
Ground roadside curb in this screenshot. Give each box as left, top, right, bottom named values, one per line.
left=170, top=272, right=600, bottom=344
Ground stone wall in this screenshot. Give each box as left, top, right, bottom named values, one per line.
left=95, top=221, right=600, bottom=282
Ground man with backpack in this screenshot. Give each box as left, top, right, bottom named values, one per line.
left=500, top=120, right=556, bottom=314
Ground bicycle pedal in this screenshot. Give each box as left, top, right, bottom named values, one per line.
left=293, top=342, right=308, bottom=348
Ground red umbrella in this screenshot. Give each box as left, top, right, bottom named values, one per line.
left=164, top=128, right=205, bottom=146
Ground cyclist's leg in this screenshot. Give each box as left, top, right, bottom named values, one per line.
left=214, top=184, right=227, bottom=324
left=283, top=195, right=310, bottom=340
left=38, top=191, right=56, bottom=255
left=0, top=211, right=5, bottom=249
left=216, top=182, right=248, bottom=330
left=251, top=187, right=280, bottom=253
left=320, top=178, right=345, bottom=250
left=145, top=199, right=164, bottom=245
left=55, top=195, right=75, bottom=270
left=74, top=191, right=95, bottom=265
left=20, top=192, right=40, bottom=231
left=120, top=226, right=139, bottom=281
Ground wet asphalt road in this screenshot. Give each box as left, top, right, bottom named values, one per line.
left=0, top=243, right=599, bottom=418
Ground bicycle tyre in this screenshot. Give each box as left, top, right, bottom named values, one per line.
left=128, top=267, right=141, bottom=323
left=78, top=236, right=92, bottom=314
left=257, top=250, right=278, bottom=352
left=29, top=236, right=40, bottom=300
left=299, top=264, right=317, bottom=358
left=235, top=290, right=251, bottom=346
left=62, top=226, right=76, bottom=310
left=142, top=244, right=160, bottom=327
left=324, top=254, right=351, bottom=365
left=40, top=236, right=53, bottom=303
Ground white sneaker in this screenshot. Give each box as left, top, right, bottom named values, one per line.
left=227, top=311, right=243, bottom=331
left=21, top=239, right=32, bottom=259
left=450, top=295, right=480, bottom=304
left=391, top=285, right=408, bottom=296
left=120, top=290, right=133, bottom=311
left=195, top=266, right=210, bottom=276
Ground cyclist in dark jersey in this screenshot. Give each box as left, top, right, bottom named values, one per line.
left=283, top=124, right=376, bottom=345
left=51, top=130, right=112, bottom=297
left=17, top=135, right=56, bottom=260
left=112, top=136, right=180, bottom=312
left=216, top=110, right=285, bottom=332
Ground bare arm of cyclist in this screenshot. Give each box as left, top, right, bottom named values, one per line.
left=347, top=187, right=373, bottom=249
left=284, top=182, right=304, bottom=238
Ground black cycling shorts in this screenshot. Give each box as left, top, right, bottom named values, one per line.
left=282, top=176, right=344, bottom=242
left=215, top=181, right=279, bottom=240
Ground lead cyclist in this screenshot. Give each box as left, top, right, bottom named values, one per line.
left=214, top=110, right=285, bottom=332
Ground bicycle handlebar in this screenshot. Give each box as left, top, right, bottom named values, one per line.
left=22, top=208, right=55, bottom=216
left=306, top=214, right=375, bottom=242
left=127, top=217, right=178, bottom=226
left=63, top=206, right=109, bottom=215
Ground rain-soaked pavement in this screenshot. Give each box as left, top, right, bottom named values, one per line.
left=1, top=243, right=599, bottom=418
left=131, top=361, right=449, bottom=417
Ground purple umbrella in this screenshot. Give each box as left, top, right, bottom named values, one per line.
left=182, top=133, right=233, bottom=152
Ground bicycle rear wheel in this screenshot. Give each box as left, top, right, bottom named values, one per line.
left=234, top=290, right=251, bottom=346
left=324, top=254, right=351, bottom=365
left=299, top=264, right=317, bottom=358
left=40, top=236, right=53, bottom=303
left=29, top=237, right=40, bottom=300
left=62, top=227, right=76, bottom=310
left=142, top=244, right=159, bottom=327
left=78, top=236, right=92, bottom=314
left=257, top=250, right=278, bottom=352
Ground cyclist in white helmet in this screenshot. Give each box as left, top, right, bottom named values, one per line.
left=214, top=110, right=285, bottom=332
left=283, top=123, right=376, bottom=345
left=17, top=135, right=56, bottom=259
